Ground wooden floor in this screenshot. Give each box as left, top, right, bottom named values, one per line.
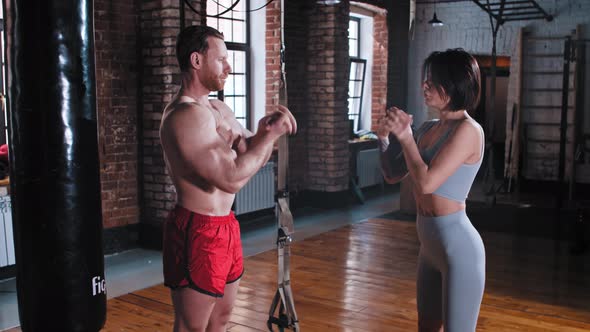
left=8, top=217, right=590, bottom=331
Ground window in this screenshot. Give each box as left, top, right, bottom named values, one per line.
left=348, top=59, right=366, bottom=132
left=207, top=0, right=250, bottom=128
left=349, top=17, right=360, bottom=58
left=348, top=17, right=366, bottom=131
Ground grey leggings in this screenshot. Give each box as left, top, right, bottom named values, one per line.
left=416, top=210, right=486, bottom=331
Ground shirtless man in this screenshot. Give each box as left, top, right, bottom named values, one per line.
left=159, top=25, right=297, bottom=332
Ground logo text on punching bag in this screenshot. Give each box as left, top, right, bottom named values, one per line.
left=92, top=276, right=106, bottom=296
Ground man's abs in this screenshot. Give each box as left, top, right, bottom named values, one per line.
left=174, top=178, right=236, bottom=216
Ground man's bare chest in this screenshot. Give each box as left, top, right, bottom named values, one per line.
left=210, top=107, right=242, bottom=147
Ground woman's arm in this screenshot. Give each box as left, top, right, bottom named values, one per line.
left=378, top=113, right=433, bottom=184
left=397, top=118, right=482, bottom=195
left=379, top=134, right=409, bottom=184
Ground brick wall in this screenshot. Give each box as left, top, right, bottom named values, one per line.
left=266, top=1, right=311, bottom=193
left=95, top=0, right=140, bottom=229
left=306, top=1, right=350, bottom=192
left=385, top=0, right=410, bottom=112
left=286, top=0, right=392, bottom=194
left=139, top=1, right=205, bottom=227
left=266, top=1, right=281, bottom=115
left=285, top=0, right=311, bottom=193
left=370, top=12, right=388, bottom=130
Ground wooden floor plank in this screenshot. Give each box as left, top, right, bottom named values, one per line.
left=7, top=217, right=590, bottom=331
left=107, top=218, right=590, bottom=331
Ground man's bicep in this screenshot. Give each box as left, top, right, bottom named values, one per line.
left=170, top=111, right=235, bottom=186
left=181, top=132, right=233, bottom=176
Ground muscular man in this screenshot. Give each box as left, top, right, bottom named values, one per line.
left=159, top=25, right=297, bottom=332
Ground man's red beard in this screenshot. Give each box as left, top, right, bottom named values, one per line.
left=203, top=72, right=227, bottom=92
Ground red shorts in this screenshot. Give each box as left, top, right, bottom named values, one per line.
left=163, top=205, right=243, bottom=297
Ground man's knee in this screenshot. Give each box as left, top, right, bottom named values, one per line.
left=210, top=306, right=233, bottom=326
left=176, top=316, right=208, bottom=332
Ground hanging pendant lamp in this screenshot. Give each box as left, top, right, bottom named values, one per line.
left=429, top=12, right=444, bottom=27
left=429, top=1, right=444, bottom=27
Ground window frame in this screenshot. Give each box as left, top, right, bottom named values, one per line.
left=206, top=0, right=251, bottom=130
left=348, top=16, right=361, bottom=59
left=348, top=58, right=366, bottom=131
left=348, top=16, right=366, bottom=132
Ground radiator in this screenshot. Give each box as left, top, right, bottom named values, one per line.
left=356, top=148, right=383, bottom=188
left=0, top=195, right=15, bottom=268
left=234, top=162, right=275, bottom=215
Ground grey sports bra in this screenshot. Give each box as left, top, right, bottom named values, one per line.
left=416, top=120, right=484, bottom=203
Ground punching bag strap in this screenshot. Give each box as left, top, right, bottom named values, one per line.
left=267, top=0, right=299, bottom=331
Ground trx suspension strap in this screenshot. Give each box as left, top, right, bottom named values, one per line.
left=267, top=1, right=300, bottom=331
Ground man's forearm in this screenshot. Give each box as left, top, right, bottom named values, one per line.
left=245, top=133, right=274, bottom=163
left=206, top=133, right=274, bottom=194
left=233, top=133, right=274, bottom=181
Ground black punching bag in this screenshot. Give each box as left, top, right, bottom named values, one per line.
left=8, top=0, right=106, bottom=331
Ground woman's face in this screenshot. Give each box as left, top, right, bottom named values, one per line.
left=422, top=80, right=449, bottom=111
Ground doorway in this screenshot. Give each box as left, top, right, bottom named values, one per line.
left=474, top=55, right=510, bottom=179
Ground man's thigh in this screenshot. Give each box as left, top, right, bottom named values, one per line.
left=172, top=287, right=217, bottom=330
left=210, top=279, right=241, bottom=321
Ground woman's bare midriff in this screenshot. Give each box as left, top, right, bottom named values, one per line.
left=414, top=191, right=466, bottom=217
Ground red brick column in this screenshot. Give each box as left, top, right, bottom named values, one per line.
left=284, top=0, right=310, bottom=194
left=371, top=12, right=388, bottom=131
left=266, top=0, right=281, bottom=115
left=385, top=0, right=410, bottom=110
left=307, top=2, right=350, bottom=193
left=94, top=0, right=139, bottom=229
left=139, top=1, right=205, bottom=228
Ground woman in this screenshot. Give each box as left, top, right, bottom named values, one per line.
left=378, top=48, right=486, bottom=332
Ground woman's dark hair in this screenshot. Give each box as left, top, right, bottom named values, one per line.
left=176, top=25, right=224, bottom=72
left=422, top=48, right=481, bottom=111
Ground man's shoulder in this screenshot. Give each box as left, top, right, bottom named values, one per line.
left=163, top=101, right=213, bottom=124
left=161, top=101, right=216, bottom=136
left=209, top=99, right=232, bottom=115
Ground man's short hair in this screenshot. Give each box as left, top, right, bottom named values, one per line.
left=176, top=25, right=224, bottom=72
left=422, top=48, right=481, bottom=112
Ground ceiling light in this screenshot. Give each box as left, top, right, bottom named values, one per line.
left=429, top=12, right=444, bottom=27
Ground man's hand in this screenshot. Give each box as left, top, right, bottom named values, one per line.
left=257, top=105, right=297, bottom=140
left=231, top=135, right=248, bottom=155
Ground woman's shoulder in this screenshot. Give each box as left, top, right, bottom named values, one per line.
left=452, top=118, right=484, bottom=145
left=457, top=118, right=483, bottom=134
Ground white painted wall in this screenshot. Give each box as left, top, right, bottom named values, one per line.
left=250, top=3, right=266, bottom=132
left=408, top=0, right=590, bottom=126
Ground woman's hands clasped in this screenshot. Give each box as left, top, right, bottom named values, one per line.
left=377, top=107, right=413, bottom=142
